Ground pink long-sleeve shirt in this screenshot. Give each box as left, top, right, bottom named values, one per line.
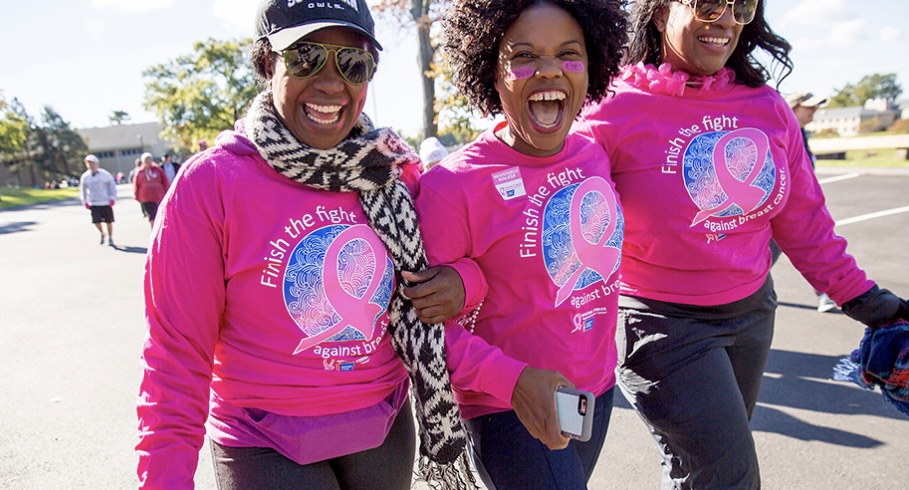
left=578, top=64, right=872, bottom=307
left=133, top=165, right=170, bottom=203
left=136, top=121, right=419, bottom=488
left=415, top=124, right=622, bottom=420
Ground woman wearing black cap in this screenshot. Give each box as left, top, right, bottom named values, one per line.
left=135, top=1, right=478, bottom=488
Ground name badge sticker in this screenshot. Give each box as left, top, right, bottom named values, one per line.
left=492, top=167, right=527, bottom=200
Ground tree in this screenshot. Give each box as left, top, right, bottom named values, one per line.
left=1, top=98, right=85, bottom=186
left=0, top=92, right=29, bottom=159
left=373, top=0, right=448, bottom=139
left=432, top=59, right=483, bottom=145
left=1, top=96, right=38, bottom=185
left=33, top=106, right=88, bottom=179
left=828, top=73, right=903, bottom=108
left=108, top=110, right=131, bottom=126
left=143, top=38, right=258, bottom=150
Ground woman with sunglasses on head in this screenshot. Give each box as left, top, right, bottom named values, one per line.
left=578, top=1, right=909, bottom=488
left=415, top=1, right=627, bottom=488
left=135, top=1, right=479, bottom=488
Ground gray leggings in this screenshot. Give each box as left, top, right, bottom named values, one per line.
left=617, top=277, right=776, bottom=490
left=210, top=402, right=416, bottom=490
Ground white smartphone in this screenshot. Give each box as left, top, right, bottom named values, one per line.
left=556, top=386, right=595, bottom=442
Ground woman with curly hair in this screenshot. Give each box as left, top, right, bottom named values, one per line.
left=415, top=1, right=628, bottom=488
left=579, top=1, right=909, bottom=487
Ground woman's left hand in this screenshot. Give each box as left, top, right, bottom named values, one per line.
left=402, top=267, right=465, bottom=324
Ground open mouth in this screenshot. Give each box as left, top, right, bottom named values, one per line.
left=528, top=90, right=566, bottom=130
left=304, top=103, right=342, bottom=125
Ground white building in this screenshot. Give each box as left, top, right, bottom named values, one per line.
left=809, top=98, right=899, bottom=137
left=76, top=121, right=172, bottom=179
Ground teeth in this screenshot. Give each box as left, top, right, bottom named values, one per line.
left=305, top=103, right=341, bottom=125
left=307, top=103, right=342, bottom=113
left=699, top=36, right=729, bottom=45
left=529, top=90, right=566, bottom=102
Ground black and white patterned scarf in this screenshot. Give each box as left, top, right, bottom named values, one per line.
left=245, top=90, right=475, bottom=489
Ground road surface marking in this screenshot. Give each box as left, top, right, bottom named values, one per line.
left=836, top=205, right=909, bottom=227
left=817, top=172, right=861, bottom=185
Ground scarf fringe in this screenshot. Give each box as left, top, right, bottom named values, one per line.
left=415, top=451, right=479, bottom=490
left=832, top=356, right=868, bottom=388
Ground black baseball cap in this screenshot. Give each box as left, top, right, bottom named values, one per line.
left=255, top=0, right=383, bottom=52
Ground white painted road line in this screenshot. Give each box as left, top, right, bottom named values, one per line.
left=817, top=172, right=862, bottom=185
left=836, top=205, right=909, bottom=227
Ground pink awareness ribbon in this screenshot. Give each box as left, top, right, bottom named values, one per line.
left=554, top=177, right=621, bottom=306
left=294, top=225, right=389, bottom=354
left=691, top=128, right=770, bottom=226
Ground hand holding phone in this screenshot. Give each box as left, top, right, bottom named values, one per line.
left=556, top=386, right=595, bottom=441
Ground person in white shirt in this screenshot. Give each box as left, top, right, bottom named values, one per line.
left=78, top=154, right=117, bottom=246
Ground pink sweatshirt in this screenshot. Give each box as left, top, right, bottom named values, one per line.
left=578, top=64, right=872, bottom=307
left=136, top=121, right=417, bottom=488
left=415, top=124, right=622, bottom=420
left=133, top=165, right=170, bottom=203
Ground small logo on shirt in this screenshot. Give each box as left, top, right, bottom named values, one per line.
left=492, top=167, right=527, bottom=200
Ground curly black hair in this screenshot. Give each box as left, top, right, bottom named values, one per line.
left=250, top=33, right=381, bottom=86
left=443, top=0, right=628, bottom=116
left=625, top=0, right=792, bottom=88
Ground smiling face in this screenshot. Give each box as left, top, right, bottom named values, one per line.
left=655, top=1, right=743, bottom=77
left=494, top=3, right=589, bottom=157
left=266, top=27, right=370, bottom=149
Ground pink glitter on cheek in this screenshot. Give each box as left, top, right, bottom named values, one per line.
left=562, top=61, right=585, bottom=72
left=507, top=66, right=535, bottom=80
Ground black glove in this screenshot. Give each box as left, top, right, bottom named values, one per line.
left=842, top=285, right=908, bottom=328
left=896, top=298, right=909, bottom=321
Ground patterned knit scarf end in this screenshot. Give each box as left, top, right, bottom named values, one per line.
left=416, top=452, right=479, bottom=490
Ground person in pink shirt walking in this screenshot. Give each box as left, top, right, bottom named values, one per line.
left=416, top=1, right=627, bottom=488
left=135, top=1, right=474, bottom=488
left=579, top=1, right=909, bottom=487
left=133, top=152, right=169, bottom=228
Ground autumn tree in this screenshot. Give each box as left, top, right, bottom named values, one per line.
left=143, top=38, right=258, bottom=150
left=373, top=0, right=449, bottom=139
left=431, top=56, right=483, bottom=145
left=828, top=73, right=903, bottom=108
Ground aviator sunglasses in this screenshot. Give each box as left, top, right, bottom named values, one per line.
left=281, top=42, right=376, bottom=85
left=677, top=0, right=759, bottom=25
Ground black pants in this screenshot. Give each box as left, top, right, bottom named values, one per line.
left=616, top=278, right=776, bottom=490
left=211, top=402, right=415, bottom=490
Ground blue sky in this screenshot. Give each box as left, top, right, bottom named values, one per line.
left=1, top=0, right=907, bottom=138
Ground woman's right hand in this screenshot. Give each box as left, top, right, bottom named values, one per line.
left=511, top=366, right=573, bottom=450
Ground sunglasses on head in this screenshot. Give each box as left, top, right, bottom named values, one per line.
left=280, top=42, right=376, bottom=85
left=678, top=0, right=759, bottom=25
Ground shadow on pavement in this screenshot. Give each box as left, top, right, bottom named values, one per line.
left=760, top=349, right=902, bottom=419
left=610, top=346, right=901, bottom=449
left=750, top=405, right=882, bottom=448
left=113, top=245, right=148, bottom=254
left=0, top=221, right=37, bottom=235
left=778, top=301, right=845, bottom=315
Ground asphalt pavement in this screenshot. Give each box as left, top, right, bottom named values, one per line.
left=1, top=171, right=906, bottom=489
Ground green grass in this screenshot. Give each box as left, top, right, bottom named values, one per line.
left=0, top=186, right=80, bottom=209
left=816, top=148, right=909, bottom=168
